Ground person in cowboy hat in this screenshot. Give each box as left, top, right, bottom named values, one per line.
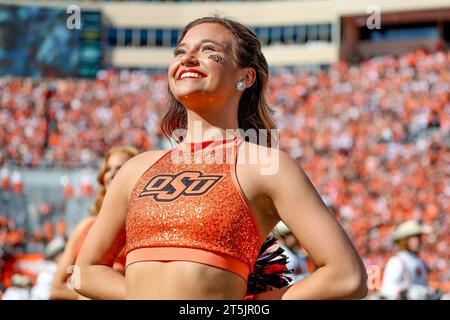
left=380, top=220, right=433, bottom=299
left=1, top=274, right=32, bottom=300
left=31, top=237, right=66, bottom=300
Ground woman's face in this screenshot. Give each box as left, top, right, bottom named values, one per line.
left=168, top=23, right=241, bottom=109
left=103, top=152, right=132, bottom=189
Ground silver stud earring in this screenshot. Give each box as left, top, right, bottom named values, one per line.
left=236, top=81, right=246, bottom=91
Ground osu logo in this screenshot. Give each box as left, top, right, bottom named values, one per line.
left=138, top=170, right=225, bottom=202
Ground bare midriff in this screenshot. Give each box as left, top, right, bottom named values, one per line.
left=125, top=260, right=247, bottom=299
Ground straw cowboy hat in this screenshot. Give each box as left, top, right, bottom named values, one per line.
left=392, top=220, right=432, bottom=242
left=11, top=274, right=31, bottom=288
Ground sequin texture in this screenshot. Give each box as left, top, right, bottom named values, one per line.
left=125, top=136, right=262, bottom=277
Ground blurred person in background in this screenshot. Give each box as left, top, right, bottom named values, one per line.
left=2, top=274, right=31, bottom=300
left=50, top=146, right=139, bottom=300
left=0, top=248, right=5, bottom=297
left=30, top=237, right=65, bottom=300
left=380, top=220, right=439, bottom=299
left=274, top=221, right=310, bottom=283
left=0, top=267, right=5, bottom=299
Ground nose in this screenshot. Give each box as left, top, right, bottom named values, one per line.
left=180, top=51, right=199, bottom=67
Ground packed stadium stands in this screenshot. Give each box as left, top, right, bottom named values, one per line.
left=1, top=48, right=449, bottom=295
left=1, top=0, right=449, bottom=300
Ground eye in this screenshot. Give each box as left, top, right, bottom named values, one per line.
left=173, top=48, right=185, bottom=56
left=202, top=45, right=216, bottom=52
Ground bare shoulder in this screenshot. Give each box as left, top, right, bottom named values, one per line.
left=238, top=140, right=295, bottom=176
left=68, top=216, right=96, bottom=245
left=115, top=148, right=172, bottom=197
left=73, top=216, right=96, bottom=235
left=124, top=149, right=171, bottom=169
left=238, top=140, right=307, bottom=197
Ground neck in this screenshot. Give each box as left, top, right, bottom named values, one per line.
left=183, top=108, right=239, bottom=143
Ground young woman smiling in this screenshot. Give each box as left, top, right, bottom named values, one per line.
left=74, top=16, right=368, bottom=300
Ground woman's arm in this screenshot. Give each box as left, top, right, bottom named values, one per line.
left=50, top=217, right=94, bottom=300
left=74, top=159, right=135, bottom=300
left=255, top=150, right=368, bottom=300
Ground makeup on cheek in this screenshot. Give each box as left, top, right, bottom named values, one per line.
left=208, top=54, right=224, bottom=64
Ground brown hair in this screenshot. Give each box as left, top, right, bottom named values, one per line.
left=90, top=146, right=140, bottom=215
left=160, top=16, right=277, bottom=147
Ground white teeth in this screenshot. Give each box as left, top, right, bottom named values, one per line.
left=180, top=72, right=203, bottom=79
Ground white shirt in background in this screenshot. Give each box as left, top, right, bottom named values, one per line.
left=380, top=250, right=429, bottom=299
left=30, top=261, right=58, bottom=300
left=2, top=287, right=30, bottom=300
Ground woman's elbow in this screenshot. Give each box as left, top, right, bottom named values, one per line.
left=50, top=283, right=64, bottom=300
left=49, top=287, right=58, bottom=300
left=343, top=266, right=368, bottom=299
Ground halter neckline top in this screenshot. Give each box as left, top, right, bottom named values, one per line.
left=125, top=134, right=262, bottom=282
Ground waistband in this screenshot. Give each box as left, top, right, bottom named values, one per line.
left=126, top=247, right=250, bottom=282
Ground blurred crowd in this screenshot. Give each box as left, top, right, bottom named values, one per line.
left=269, top=48, right=449, bottom=294
left=0, top=210, right=67, bottom=292
left=0, top=71, right=165, bottom=168
left=0, top=48, right=449, bottom=297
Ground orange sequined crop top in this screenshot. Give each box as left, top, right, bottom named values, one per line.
left=125, top=135, right=263, bottom=282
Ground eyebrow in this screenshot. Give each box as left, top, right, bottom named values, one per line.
left=177, top=39, right=226, bottom=50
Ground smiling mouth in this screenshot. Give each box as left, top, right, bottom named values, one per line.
left=178, top=71, right=207, bottom=80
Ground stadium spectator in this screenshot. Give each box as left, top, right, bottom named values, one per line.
left=30, top=237, right=65, bottom=300
left=1, top=274, right=31, bottom=300
left=273, top=221, right=310, bottom=283
left=379, top=220, right=439, bottom=299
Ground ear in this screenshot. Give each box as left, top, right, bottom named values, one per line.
left=243, top=67, right=256, bottom=88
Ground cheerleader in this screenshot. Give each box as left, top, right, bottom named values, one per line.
left=75, top=16, right=367, bottom=300
left=51, top=146, right=139, bottom=299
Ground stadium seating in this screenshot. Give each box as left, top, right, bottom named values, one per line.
left=0, top=48, right=449, bottom=294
